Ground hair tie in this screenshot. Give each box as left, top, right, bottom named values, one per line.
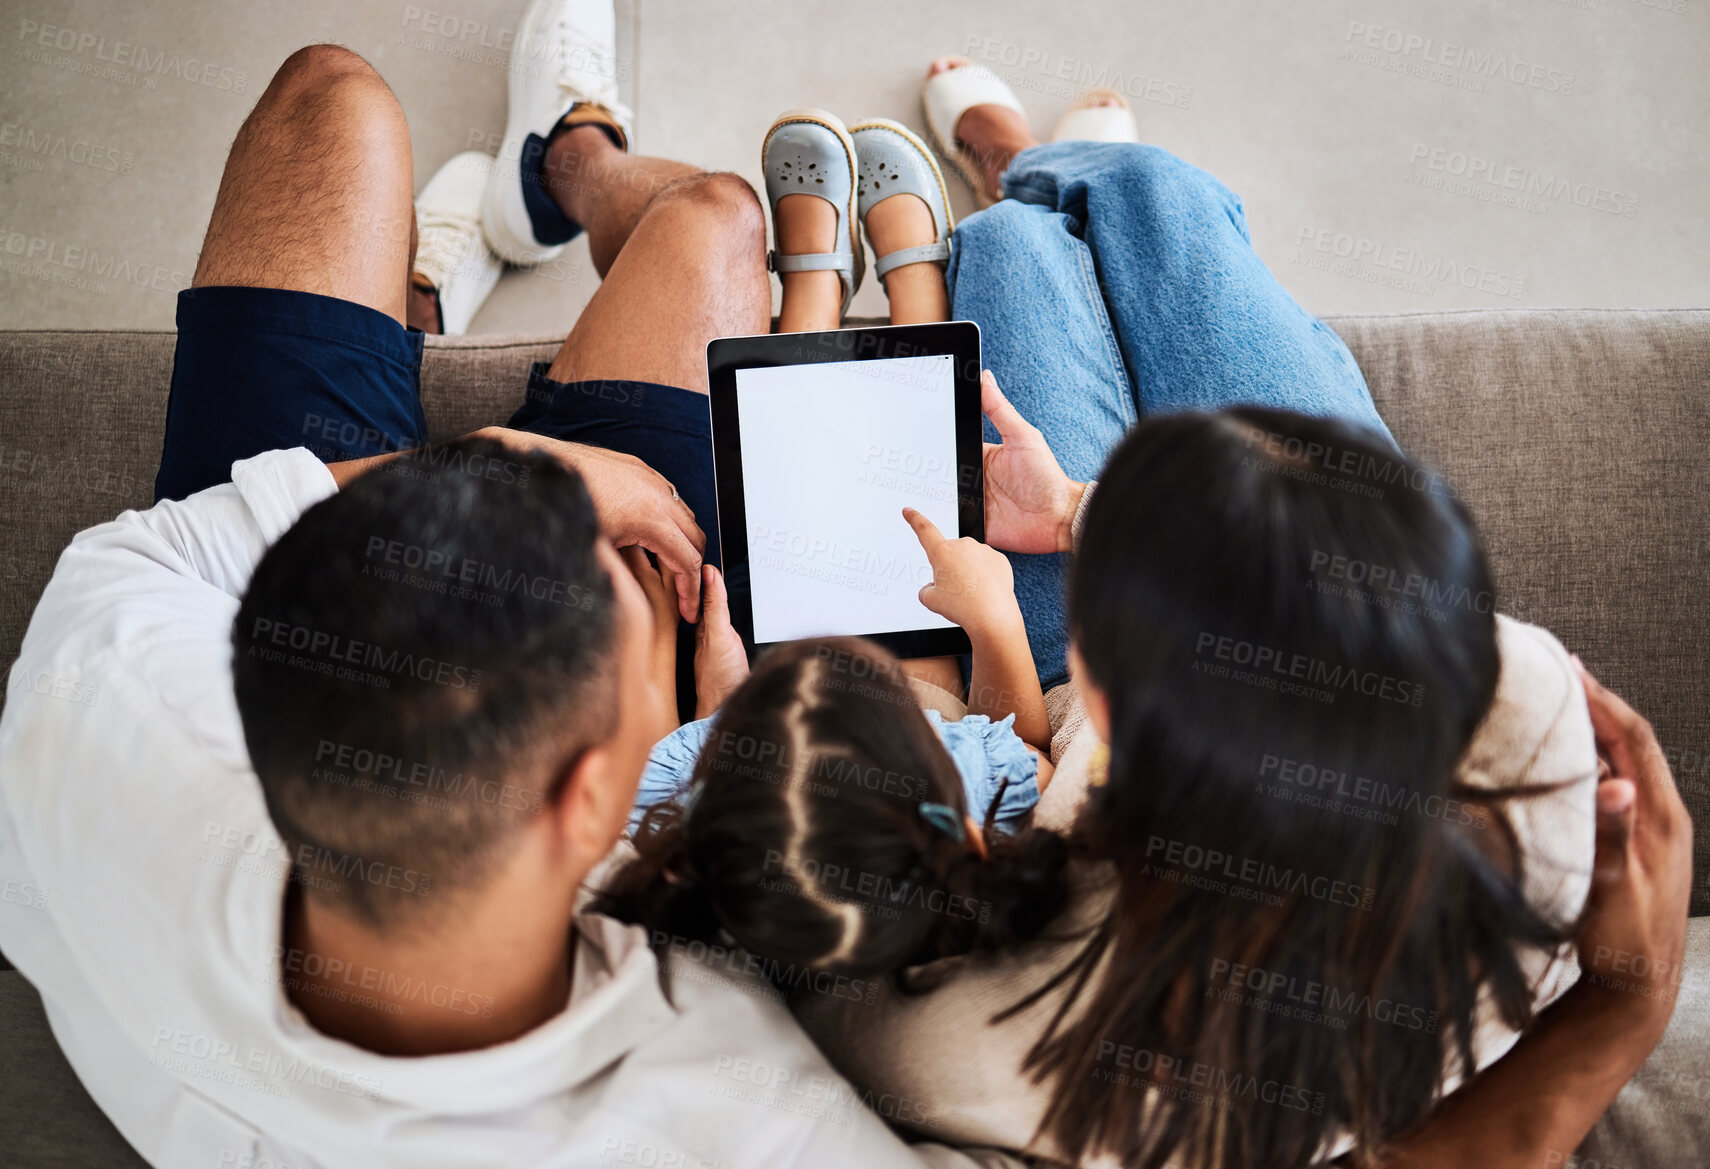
left=663, top=854, right=700, bottom=888
left=918, top=802, right=966, bottom=843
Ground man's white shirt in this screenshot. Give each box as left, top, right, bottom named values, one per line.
left=0, top=448, right=1015, bottom=1169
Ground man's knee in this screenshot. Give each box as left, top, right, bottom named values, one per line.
left=272, top=44, right=381, bottom=94
left=250, top=44, right=406, bottom=160
left=646, top=172, right=765, bottom=260
left=262, top=44, right=400, bottom=129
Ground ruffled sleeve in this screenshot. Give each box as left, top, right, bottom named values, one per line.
left=922, top=710, right=1042, bottom=829
left=629, top=719, right=714, bottom=833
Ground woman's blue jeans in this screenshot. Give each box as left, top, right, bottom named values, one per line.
left=949, top=142, right=1396, bottom=689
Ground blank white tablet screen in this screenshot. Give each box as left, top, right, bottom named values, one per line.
left=737, top=354, right=960, bottom=643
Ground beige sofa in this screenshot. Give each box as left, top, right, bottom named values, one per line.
left=1, top=311, right=1706, bottom=1166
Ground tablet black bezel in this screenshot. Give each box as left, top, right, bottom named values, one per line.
left=707, top=321, right=984, bottom=661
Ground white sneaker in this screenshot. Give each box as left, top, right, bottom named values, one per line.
left=414, top=152, right=504, bottom=336
left=481, top=0, right=633, bottom=267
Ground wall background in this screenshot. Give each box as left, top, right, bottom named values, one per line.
left=1, top=0, right=1704, bottom=335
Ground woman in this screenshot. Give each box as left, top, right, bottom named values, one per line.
left=782, top=59, right=1685, bottom=1168
left=791, top=405, right=1588, bottom=1166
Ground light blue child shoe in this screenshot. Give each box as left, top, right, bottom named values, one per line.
left=849, top=117, right=955, bottom=294
left=761, top=108, right=864, bottom=318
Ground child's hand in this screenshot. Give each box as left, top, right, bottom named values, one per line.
left=694, top=566, right=750, bottom=720
left=904, top=508, right=1023, bottom=641
left=619, top=546, right=679, bottom=738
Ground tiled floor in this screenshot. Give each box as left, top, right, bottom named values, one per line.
left=2, top=0, right=1705, bottom=336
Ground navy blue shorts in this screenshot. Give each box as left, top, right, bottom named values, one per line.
left=155, top=286, right=429, bottom=502
left=504, top=363, right=719, bottom=569
left=154, top=288, right=716, bottom=556
left=156, top=286, right=717, bottom=714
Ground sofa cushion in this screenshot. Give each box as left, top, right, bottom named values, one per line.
left=0, top=970, right=147, bottom=1167
left=1, top=311, right=1707, bottom=910
left=1574, top=915, right=1710, bottom=1169
left=4, top=923, right=1709, bottom=1169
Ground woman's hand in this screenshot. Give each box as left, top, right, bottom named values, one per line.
left=1571, top=659, right=1694, bottom=1036
left=694, top=566, right=750, bottom=720
left=903, top=507, right=1024, bottom=640
left=978, top=372, right=1086, bottom=555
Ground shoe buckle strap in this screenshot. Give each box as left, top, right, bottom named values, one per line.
left=873, top=241, right=951, bottom=280
left=768, top=249, right=847, bottom=274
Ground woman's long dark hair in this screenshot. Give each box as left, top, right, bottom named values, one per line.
left=596, top=638, right=1070, bottom=987
left=1023, top=408, right=1569, bottom=1169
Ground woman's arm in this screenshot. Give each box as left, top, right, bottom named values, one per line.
left=903, top=508, right=1050, bottom=749
left=1376, top=663, right=1692, bottom=1168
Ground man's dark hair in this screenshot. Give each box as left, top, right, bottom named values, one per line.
left=233, top=436, right=615, bottom=929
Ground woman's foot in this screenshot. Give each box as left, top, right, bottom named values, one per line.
left=925, top=56, right=1038, bottom=204
left=1053, top=86, right=1138, bottom=144
left=925, top=59, right=1129, bottom=201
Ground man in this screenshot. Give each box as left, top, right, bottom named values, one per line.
left=0, top=3, right=1020, bottom=1165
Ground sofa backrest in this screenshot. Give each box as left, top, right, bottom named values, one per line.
left=1, top=311, right=1706, bottom=909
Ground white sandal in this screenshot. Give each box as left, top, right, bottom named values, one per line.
left=920, top=61, right=1027, bottom=208
left=762, top=108, right=864, bottom=317
left=849, top=118, right=954, bottom=291
left=1052, top=88, right=1139, bottom=144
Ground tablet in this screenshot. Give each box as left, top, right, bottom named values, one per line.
left=707, top=321, right=984, bottom=659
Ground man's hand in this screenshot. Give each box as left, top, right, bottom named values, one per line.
left=327, top=427, right=707, bottom=619
left=480, top=428, right=706, bottom=622
left=1571, top=658, right=1693, bottom=1037
left=694, top=566, right=750, bottom=720
left=1364, top=663, right=1692, bottom=1169
left=979, top=371, right=1085, bottom=555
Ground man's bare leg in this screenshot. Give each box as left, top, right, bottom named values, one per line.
left=541, top=124, right=702, bottom=279
left=540, top=125, right=770, bottom=393
left=194, top=45, right=419, bottom=327
left=405, top=272, right=440, bottom=334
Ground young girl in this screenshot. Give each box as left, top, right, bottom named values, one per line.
left=629, top=502, right=1058, bottom=834
left=602, top=630, right=1071, bottom=984
left=600, top=101, right=1077, bottom=989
